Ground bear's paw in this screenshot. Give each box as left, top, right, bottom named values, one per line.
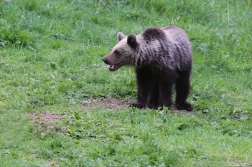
left=176, top=102, right=193, bottom=111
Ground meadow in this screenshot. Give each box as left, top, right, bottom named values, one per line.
left=0, top=0, right=252, bottom=166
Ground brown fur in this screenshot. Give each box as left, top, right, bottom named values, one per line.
left=102, top=26, right=193, bottom=111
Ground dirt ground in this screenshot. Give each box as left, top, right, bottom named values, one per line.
left=28, top=98, right=190, bottom=126
left=81, top=98, right=133, bottom=110
left=28, top=98, right=133, bottom=126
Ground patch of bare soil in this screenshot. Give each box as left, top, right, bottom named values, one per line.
left=81, top=98, right=134, bottom=110
left=228, top=162, right=252, bottom=167
left=80, top=97, right=192, bottom=115
left=28, top=113, right=61, bottom=128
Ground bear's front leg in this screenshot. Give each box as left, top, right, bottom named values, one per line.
left=131, top=66, right=152, bottom=109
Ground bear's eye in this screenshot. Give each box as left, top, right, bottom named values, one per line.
left=114, top=50, right=120, bottom=56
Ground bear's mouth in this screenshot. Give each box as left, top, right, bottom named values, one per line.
left=109, top=65, right=120, bottom=71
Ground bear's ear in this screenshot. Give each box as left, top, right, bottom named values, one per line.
left=127, top=34, right=138, bottom=49
left=117, top=32, right=126, bottom=42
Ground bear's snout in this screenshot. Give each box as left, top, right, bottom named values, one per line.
left=102, top=58, right=110, bottom=65
left=102, top=56, right=120, bottom=71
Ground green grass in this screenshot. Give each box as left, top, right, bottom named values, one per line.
left=0, top=0, right=252, bottom=166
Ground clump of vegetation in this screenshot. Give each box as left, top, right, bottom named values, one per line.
left=0, top=20, right=31, bottom=47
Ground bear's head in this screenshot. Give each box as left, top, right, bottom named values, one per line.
left=102, top=32, right=138, bottom=71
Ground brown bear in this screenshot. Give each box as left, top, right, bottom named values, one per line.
left=102, top=26, right=193, bottom=111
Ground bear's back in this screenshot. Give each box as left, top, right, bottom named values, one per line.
left=141, top=28, right=166, bottom=42
left=161, top=26, right=190, bottom=45
left=141, top=26, right=191, bottom=49
left=147, top=26, right=192, bottom=71
left=162, top=26, right=192, bottom=71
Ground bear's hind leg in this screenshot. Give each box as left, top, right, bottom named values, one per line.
left=158, top=70, right=178, bottom=109
left=175, top=71, right=193, bottom=111
left=131, top=66, right=152, bottom=109
left=147, top=77, right=159, bottom=109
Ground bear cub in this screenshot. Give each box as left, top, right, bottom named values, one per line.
left=102, top=26, right=193, bottom=111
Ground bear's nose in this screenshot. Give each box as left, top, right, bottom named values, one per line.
left=102, top=58, right=109, bottom=64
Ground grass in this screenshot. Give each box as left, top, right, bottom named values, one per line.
left=0, top=0, right=252, bottom=166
